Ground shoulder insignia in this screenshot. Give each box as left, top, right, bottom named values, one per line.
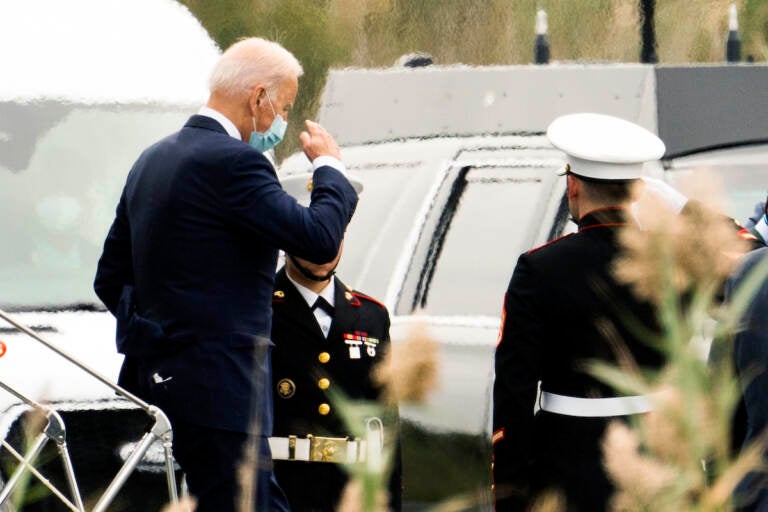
left=526, top=232, right=574, bottom=255
left=350, top=291, right=386, bottom=310
left=738, top=228, right=758, bottom=242
left=344, top=290, right=361, bottom=306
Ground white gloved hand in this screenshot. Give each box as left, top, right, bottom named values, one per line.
left=639, top=176, right=688, bottom=214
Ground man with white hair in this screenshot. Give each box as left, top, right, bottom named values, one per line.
left=94, top=37, right=358, bottom=511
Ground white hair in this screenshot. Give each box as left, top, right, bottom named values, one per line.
left=208, top=37, right=303, bottom=97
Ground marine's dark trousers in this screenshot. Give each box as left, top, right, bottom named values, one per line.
left=532, top=411, right=614, bottom=511
left=172, top=420, right=290, bottom=512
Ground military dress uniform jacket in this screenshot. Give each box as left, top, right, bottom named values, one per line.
left=93, top=115, right=358, bottom=434
left=270, top=268, right=402, bottom=511
left=493, top=208, right=664, bottom=512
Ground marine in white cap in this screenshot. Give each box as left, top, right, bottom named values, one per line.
left=492, top=113, right=667, bottom=512
left=269, top=173, right=403, bottom=512
left=547, top=112, right=665, bottom=181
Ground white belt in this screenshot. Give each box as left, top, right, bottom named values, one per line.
left=539, top=391, right=653, bottom=417
left=268, top=435, right=370, bottom=463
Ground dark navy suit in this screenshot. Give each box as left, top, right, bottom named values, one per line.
left=728, top=247, right=768, bottom=512
left=94, top=115, right=358, bottom=511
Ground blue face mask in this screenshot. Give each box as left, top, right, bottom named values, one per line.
left=249, top=92, right=287, bottom=152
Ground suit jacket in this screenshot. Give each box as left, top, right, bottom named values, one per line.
left=270, top=268, right=401, bottom=511
left=493, top=208, right=664, bottom=511
left=93, top=115, right=358, bottom=433
left=728, top=247, right=768, bottom=511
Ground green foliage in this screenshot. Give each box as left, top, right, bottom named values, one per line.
left=743, top=0, right=768, bottom=60
left=179, top=0, right=252, bottom=50
left=179, top=0, right=354, bottom=159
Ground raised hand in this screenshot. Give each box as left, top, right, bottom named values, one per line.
left=299, top=120, right=342, bottom=161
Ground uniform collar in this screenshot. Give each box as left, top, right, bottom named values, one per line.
left=578, top=207, right=632, bottom=232
left=197, top=106, right=241, bottom=140
left=285, top=271, right=336, bottom=309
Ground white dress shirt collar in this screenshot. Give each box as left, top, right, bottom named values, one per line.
left=286, top=272, right=336, bottom=338
left=197, top=106, right=241, bottom=140
left=285, top=272, right=336, bottom=309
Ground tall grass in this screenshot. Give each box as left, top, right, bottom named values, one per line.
left=587, top=189, right=768, bottom=511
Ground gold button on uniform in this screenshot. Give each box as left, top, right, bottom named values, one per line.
left=317, top=378, right=330, bottom=390
left=318, top=403, right=331, bottom=415
left=318, top=352, right=330, bottom=364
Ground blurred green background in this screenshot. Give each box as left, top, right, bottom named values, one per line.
left=179, top=0, right=768, bottom=161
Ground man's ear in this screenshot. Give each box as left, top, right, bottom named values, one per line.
left=249, top=86, right=266, bottom=114
left=630, top=178, right=646, bottom=203
left=566, top=174, right=579, bottom=199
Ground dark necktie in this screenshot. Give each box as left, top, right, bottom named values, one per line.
left=312, top=296, right=335, bottom=317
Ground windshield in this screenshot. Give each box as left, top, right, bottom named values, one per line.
left=0, top=102, right=195, bottom=309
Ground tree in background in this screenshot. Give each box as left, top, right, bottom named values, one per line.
left=180, top=0, right=354, bottom=159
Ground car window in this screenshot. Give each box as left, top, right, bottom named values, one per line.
left=0, top=103, right=194, bottom=309
left=414, top=164, right=560, bottom=317
left=278, top=138, right=458, bottom=303
left=338, top=162, right=432, bottom=297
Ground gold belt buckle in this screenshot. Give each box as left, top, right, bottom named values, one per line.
left=307, top=435, right=349, bottom=463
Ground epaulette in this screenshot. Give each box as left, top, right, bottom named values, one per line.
left=738, top=227, right=759, bottom=243
left=347, top=290, right=387, bottom=310
left=526, top=232, right=574, bottom=255
left=740, top=228, right=766, bottom=250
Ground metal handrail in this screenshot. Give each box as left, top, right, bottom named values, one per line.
left=0, top=308, right=151, bottom=411
left=0, top=308, right=178, bottom=510
left=0, top=406, right=83, bottom=512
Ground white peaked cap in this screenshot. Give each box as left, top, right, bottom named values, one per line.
left=547, top=113, right=666, bottom=181
left=280, top=172, right=364, bottom=206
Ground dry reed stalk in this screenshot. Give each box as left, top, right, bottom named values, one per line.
left=602, top=421, right=680, bottom=511
left=372, top=321, right=439, bottom=404
left=160, top=497, right=197, bottom=512
left=614, top=190, right=747, bottom=307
